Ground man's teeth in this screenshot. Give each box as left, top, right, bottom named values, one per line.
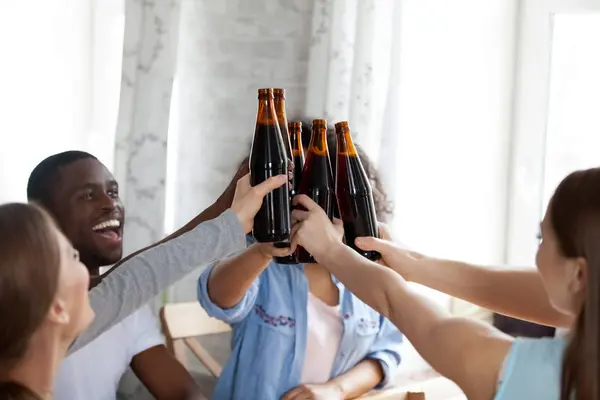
left=92, top=220, right=121, bottom=231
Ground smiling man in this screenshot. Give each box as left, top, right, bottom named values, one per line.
left=26, top=151, right=205, bottom=400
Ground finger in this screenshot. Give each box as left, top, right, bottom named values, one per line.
left=291, top=209, right=309, bottom=223
left=251, top=175, right=287, bottom=196
left=289, top=222, right=303, bottom=250
left=271, top=247, right=294, bottom=257
left=354, top=236, right=393, bottom=252
left=292, top=194, right=320, bottom=211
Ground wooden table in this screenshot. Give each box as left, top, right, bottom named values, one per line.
left=359, top=376, right=466, bottom=400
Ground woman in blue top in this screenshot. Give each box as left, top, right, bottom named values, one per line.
left=198, top=130, right=403, bottom=399
left=292, top=167, right=600, bottom=400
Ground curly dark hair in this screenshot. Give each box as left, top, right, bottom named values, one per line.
left=300, top=121, right=394, bottom=222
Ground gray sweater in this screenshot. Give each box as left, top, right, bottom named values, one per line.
left=69, top=209, right=246, bottom=354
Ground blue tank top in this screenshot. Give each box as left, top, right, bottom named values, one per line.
left=495, top=337, right=567, bottom=400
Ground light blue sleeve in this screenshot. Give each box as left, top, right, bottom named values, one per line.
left=366, top=316, right=404, bottom=387
left=494, top=337, right=565, bottom=400
left=196, top=236, right=260, bottom=325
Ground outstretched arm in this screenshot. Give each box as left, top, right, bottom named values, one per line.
left=291, top=195, right=512, bottom=400
left=70, top=173, right=287, bottom=354
left=355, top=232, right=572, bottom=329
left=91, top=162, right=249, bottom=288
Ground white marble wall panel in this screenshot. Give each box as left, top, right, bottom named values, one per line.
left=114, top=0, right=182, bottom=257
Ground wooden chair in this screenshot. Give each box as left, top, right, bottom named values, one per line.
left=160, top=301, right=230, bottom=378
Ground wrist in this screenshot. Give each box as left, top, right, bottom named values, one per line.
left=252, top=243, right=274, bottom=261
left=316, top=241, right=348, bottom=266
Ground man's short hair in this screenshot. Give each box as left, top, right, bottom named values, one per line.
left=27, top=151, right=97, bottom=207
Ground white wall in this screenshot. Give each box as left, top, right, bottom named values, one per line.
left=167, top=0, right=314, bottom=301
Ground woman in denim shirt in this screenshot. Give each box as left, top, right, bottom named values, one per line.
left=198, top=131, right=403, bottom=399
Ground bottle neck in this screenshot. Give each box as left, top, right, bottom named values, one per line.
left=274, top=97, right=287, bottom=123
left=256, top=96, right=277, bottom=125
left=308, top=127, right=328, bottom=156
left=290, top=128, right=304, bottom=154
left=336, top=128, right=357, bottom=156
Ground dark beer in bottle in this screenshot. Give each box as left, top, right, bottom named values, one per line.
left=289, top=122, right=305, bottom=195
left=276, top=121, right=305, bottom=264
left=272, top=89, right=296, bottom=261
left=335, top=121, right=381, bottom=261
left=297, top=119, right=335, bottom=263
left=249, top=88, right=291, bottom=244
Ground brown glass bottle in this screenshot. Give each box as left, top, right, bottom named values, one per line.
left=249, top=88, right=291, bottom=244
left=335, top=121, right=381, bottom=261
left=271, top=89, right=295, bottom=258
left=275, top=122, right=305, bottom=264
left=297, top=119, right=336, bottom=263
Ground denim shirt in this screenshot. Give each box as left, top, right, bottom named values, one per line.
left=494, top=337, right=566, bottom=400
left=197, top=242, right=403, bottom=399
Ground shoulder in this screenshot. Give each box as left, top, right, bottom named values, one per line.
left=495, top=337, right=566, bottom=400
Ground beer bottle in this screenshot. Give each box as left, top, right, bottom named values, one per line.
left=275, top=121, right=305, bottom=264
left=334, top=121, right=381, bottom=261
left=297, top=119, right=335, bottom=263
left=249, top=88, right=291, bottom=244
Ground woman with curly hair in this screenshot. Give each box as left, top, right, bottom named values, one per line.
left=198, top=121, right=403, bottom=399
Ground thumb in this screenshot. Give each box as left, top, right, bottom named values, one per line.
left=354, top=236, right=393, bottom=253
left=252, top=175, right=287, bottom=197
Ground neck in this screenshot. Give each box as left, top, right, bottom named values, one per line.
left=80, top=255, right=101, bottom=277
left=2, top=328, right=67, bottom=399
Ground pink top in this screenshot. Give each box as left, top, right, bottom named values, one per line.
left=300, top=292, right=344, bottom=384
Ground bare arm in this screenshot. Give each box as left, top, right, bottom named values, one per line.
left=291, top=196, right=513, bottom=400
left=208, top=243, right=289, bottom=309
left=330, top=359, right=384, bottom=398
left=282, top=359, right=384, bottom=400
left=131, top=345, right=205, bottom=400
left=413, top=260, right=571, bottom=328
left=356, top=236, right=572, bottom=328
left=319, top=243, right=510, bottom=400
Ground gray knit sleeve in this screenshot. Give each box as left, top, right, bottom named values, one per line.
left=69, top=209, right=246, bottom=354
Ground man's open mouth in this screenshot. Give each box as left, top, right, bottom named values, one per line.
left=92, top=219, right=122, bottom=241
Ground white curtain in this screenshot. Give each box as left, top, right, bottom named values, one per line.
left=304, top=0, right=397, bottom=174
left=113, top=0, right=181, bottom=259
